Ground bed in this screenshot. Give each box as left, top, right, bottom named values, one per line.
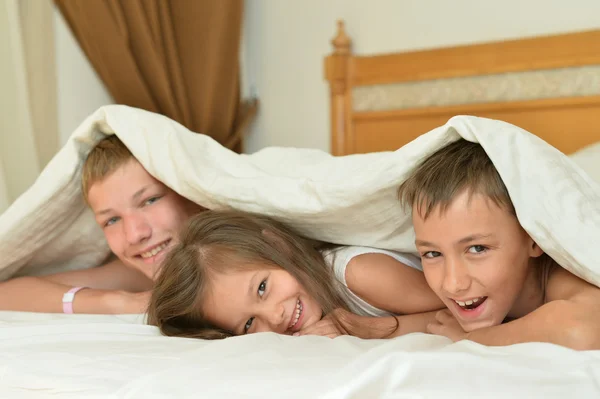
left=1, top=22, right=600, bottom=399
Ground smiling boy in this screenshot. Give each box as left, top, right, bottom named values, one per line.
left=397, top=139, right=600, bottom=350
left=0, top=136, right=203, bottom=314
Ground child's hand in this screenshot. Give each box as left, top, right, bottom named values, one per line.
left=427, top=309, right=469, bottom=342
left=295, top=308, right=354, bottom=338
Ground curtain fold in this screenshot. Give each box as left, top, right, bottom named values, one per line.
left=55, top=0, right=252, bottom=151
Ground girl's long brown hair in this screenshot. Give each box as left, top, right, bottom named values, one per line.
left=147, top=210, right=351, bottom=339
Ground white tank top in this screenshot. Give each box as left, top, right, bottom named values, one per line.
left=322, top=246, right=423, bottom=317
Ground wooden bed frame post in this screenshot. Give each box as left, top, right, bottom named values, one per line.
left=324, top=21, right=352, bottom=156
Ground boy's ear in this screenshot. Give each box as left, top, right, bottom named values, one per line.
left=528, top=238, right=544, bottom=258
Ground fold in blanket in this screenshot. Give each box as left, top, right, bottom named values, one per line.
left=0, top=105, right=599, bottom=287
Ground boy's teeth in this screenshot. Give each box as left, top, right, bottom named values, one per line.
left=141, top=242, right=169, bottom=258
left=455, top=296, right=486, bottom=309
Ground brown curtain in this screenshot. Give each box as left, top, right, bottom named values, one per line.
left=54, top=0, right=255, bottom=152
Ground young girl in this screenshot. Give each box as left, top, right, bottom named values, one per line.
left=147, top=210, right=443, bottom=339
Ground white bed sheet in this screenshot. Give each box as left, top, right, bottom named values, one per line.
left=1, top=312, right=599, bottom=399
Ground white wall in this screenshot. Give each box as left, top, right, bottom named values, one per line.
left=54, top=8, right=113, bottom=145
left=242, top=0, right=600, bottom=153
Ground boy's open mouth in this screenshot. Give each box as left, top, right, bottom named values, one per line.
left=453, top=296, right=487, bottom=311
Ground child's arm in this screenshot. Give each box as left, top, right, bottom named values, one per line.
left=430, top=267, right=600, bottom=350
left=0, top=260, right=153, bottom=314
left=41, top=259, right=153, bottom=292
left=297, top=308, right=439, bottom=339
left=345, top=253, right=444, bottom=314
left=297, top=252, right=444, bottom=338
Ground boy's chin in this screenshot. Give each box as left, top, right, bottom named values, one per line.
left=124, top=259, right=156, bottom=281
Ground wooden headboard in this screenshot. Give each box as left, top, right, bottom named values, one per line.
left=324, top=21, right=600, bottom=156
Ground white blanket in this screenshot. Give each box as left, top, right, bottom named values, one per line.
left=1, top=105, right=600, bottom=398
left=1, top=311, right=599, bottom=398
left=1, top=105, right=599, bottom=285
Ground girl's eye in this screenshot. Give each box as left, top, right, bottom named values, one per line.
left=104, top=217, right=119, bottom=227
left=422, top=251, right=441, bottom=259
left=244, top=317, right=254, bottom=333
left=258, top=280, right=267, bottom=297
left=468, top=245, right=487, bottom=254
left=144, top=196, right=161, bottom=206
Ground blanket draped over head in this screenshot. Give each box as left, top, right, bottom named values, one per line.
left=1, top=105, right=598, bottom=287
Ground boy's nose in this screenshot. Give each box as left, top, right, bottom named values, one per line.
left=442, top=258, right=472, bottom=295
left=123, top=214, right=151, bottom=245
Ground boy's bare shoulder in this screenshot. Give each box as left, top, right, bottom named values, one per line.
left=546, top=264, right=600, bottom=304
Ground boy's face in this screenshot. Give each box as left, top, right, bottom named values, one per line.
left=87, top=159, right=202, bottom=280
left=413, top=190, right=542, bottom=332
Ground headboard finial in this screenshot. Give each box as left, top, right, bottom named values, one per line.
left=331, top=20, right=351, bottom=55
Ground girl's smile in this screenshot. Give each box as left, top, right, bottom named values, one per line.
left=202, top=268, right=323, bottom=336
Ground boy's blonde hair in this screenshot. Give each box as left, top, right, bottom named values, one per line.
left=81, top=135, right=134, bottom=202
left=397, top=139, right=515, bottom=218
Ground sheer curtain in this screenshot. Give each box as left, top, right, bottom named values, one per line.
left=0, top=0, right=58, bottom=213
left=0, top=162, right=9, bottom=214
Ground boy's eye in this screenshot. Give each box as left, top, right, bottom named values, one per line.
left=422, top=251, right=441, bottom=259
left=144, top=196, right=161, bottom=206
left=258, top=280, right=267, bottom=297
left=468, top=245, right=487, bottom=254
left=244, top=317, right=254, bottom=333
left=104, top=217, right=119, bottom=227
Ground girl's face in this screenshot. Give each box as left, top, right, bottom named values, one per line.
left=413, top=191, right=543, bottom=332
left=201, top=266, right=323, bottom=335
